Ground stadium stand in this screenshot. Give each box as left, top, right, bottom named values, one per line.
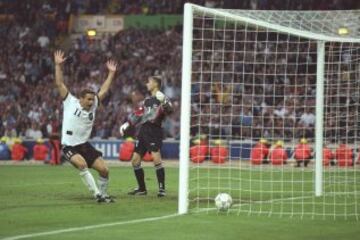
left=0, top=0, right=356, bottom=142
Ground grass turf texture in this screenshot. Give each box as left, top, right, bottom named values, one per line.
left=0, top=164, right=359, bottom=240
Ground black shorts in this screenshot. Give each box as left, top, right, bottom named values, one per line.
left=62, top=142, right=102, bottom=167
left=135, top=123, right=163, bottom=157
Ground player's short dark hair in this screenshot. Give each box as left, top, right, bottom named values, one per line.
left=80, top=89, right=96, bottom=98
left=151, top=76, right=162, bottom=89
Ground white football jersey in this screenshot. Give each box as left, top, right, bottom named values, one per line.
left=61, top=93, right=98, bottom=146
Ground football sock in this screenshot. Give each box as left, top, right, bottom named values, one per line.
left=98, top=176, right=109, bottom=197
left=133, top=164, right=146, bottom=191
left=155, top=163, right=165, bottom=190
left=79, top=168, right=100, bottom=196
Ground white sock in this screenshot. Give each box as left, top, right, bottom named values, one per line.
left=98, top=176, right=109, bottom=197
left=79, top=168, right=100, bottom=197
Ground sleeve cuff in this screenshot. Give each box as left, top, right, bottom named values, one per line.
left=96, top=94, right=100, bottom=107
left=62, top=92, right=69, bottom=101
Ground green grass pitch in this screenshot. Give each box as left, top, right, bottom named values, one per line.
left=1, top=164, right=360, bottom=240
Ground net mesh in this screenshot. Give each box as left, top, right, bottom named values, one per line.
left=223, top=9, right=360, bottom=39
left=188, top=6, right=360, bottom=219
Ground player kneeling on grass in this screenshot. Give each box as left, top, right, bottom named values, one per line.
left=54, top=50, right=116, bottom=203
left=119, top=76, right=173, bottom=197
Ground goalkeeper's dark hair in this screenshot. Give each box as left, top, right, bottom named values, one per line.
left=151, top=75, right=162, bottom=89
left=80, top=89, right=96, bottom=98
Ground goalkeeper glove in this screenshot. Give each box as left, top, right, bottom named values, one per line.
left=119, top=122, right=130, bottom=136
left=155, top=91, right=165, bottom=103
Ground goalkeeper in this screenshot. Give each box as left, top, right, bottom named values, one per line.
left=120, top=76, right=173, bottom=197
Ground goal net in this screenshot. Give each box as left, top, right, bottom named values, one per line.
left=179, top=3, right=360, bottom=219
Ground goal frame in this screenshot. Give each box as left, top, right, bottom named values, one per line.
left=178, top=3, right=360, bottom=214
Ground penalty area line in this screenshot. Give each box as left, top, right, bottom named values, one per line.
left=1, top=213, right=179, bottom=240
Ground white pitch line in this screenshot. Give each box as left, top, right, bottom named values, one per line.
left=3, top=182, right=74, bottom=188
left=3, top=191, right=359, bottom=240
left=1, top=213, right=179, bottom=240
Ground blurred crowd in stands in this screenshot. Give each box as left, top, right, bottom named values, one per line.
left=191, top=19, right=360, bottom=142
left=0, top=0, right=359, bottom=142
left=0, top=0, right=357, bottom=15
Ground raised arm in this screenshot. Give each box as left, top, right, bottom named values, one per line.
left=54, top=50, right=69, bottom=99
left=98, top=60, right=117, bottom=101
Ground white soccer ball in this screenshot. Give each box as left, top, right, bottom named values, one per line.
left=215, top=193, right=232, bottom=211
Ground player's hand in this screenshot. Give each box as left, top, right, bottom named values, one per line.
left=106, top=60, right=117, bottom=73
left=54, top=50, right=66, bottom=65
left=155, top=91, right=165, bottom=103
left=119, top=122, right=130, bottom=136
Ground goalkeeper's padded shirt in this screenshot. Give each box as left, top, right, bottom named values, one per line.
left=128, top=96, right=173, bottom=127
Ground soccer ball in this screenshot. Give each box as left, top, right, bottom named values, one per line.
left=214, top=193, right=232, bottom=211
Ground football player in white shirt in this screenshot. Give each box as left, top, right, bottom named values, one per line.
left=54, top=50, right=116, bottom=203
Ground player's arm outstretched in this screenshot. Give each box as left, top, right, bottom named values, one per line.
left=119, top=105, right=144, bottom=136
left=54, top=50, right=69, bottom=99
left=98, top=60, right=117, bottom=101
left=119, top=93, right=173, bottom=136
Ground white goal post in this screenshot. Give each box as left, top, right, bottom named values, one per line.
left=179, top=3, right=360, bottom=218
